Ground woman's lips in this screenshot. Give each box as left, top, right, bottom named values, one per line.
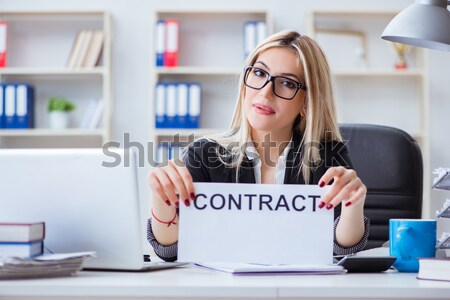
left=253, top=103, right=275, bottom=115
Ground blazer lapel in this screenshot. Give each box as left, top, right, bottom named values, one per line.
left=284, top=131, right=305, bottom=184
left=238, top=158, right=256, bottom=183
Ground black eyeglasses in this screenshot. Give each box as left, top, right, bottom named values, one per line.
left=243, top=66, right=306, bottom=100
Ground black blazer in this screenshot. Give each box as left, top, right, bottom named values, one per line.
left=183, top=131, right=353, bottom=218
left=184, top=130, right=353, bottom=185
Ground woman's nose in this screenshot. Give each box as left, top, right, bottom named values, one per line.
left=258, top=80, right=276, bottom=99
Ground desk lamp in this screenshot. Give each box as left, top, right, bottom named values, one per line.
left=382, top=0, right=450, bottom=51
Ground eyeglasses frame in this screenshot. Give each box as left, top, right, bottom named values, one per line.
left=243, top=66, right=306, bottom=100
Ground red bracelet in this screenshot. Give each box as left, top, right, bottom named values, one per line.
left=151, top=208, right=177, bottom=227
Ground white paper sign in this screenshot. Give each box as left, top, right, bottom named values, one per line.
left=178, top=183, right=333, bottom=265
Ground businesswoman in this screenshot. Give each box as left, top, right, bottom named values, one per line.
left=147, top=30, right=369, bottom=261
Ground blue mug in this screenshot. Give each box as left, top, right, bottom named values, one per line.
left=389, top=219, right=436, bottom=272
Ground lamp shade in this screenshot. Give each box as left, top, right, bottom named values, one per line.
left=382, top=0, right=450, bottom=51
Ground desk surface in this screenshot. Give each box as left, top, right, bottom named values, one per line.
left=1, top=265, right=450, bottom=300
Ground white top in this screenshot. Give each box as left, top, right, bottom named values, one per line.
left=245, top=138, right=292, bottom=184
left=1, top=266, right=449, bottom=299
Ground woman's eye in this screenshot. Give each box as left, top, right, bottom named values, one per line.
left=253, top=69, right=266, bottom=77
left=281, top=80, right=296, bottom=89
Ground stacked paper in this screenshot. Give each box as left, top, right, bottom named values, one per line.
left=0, top=252, right=95, bottom=279
left=195, top=262, right=345, bottom=275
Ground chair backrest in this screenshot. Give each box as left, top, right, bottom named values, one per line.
left=339, top=124, right=423, bottom=249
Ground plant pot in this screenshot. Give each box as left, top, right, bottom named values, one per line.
left=48, top=111, right=70, bottom=129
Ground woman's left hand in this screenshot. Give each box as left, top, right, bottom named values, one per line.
left=318, top=166, right=366, bottom=210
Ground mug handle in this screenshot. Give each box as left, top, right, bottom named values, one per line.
left=396, top=226, right=412, bottom=260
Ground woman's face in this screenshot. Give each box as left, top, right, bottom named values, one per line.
left=244, top=47, right=305, bottom=135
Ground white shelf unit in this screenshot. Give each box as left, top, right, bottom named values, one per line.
left=150, top=10, right=272, bottom=146
left=308, top=10, right=430, bottom=217
left=0, top=11, right=111, bottom=148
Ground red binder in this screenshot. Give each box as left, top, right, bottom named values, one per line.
left=0, top=21, right=7, bottom=68
left=164, top=20, right=179, bottom=67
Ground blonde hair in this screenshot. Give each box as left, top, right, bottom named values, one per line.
left=199, top=30, right=341, bottom=183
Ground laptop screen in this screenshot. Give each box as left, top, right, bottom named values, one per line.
left=0, top=148, right=147, bottom=270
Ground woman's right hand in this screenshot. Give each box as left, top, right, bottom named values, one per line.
left=147, top=159, right=196, bottom=208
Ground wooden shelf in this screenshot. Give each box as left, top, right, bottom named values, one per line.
left=156, top=10, right=269, bottom=18
left=0, top=67, right=105, bottom=76
left=0, top=129, right=105, bottom=137
left=311, top=10, right=398, bottom=18
left=155, top=67, right=240, bottom=75
left=332, top=69, right=424, bottom=77
left=155, top=128, right=226, bottom=137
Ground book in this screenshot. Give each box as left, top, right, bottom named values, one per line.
left=0, top=222, right=45, bottom=242
left=73, top=30, right=93, bottom=68
left=66, top=31, right=84, bottom=68
left=0, top=21, right=7, bottom=68
left=195, top=262, right=345, bottom=275
left=417, top=258, right=450, bottom=282
left=0, top=241, right=43, bottom=258
left=88, top=98, right=104, bottom=129
left=83, top=30, right=104, bottom=68
left=79, top=98, right=97, bottom=129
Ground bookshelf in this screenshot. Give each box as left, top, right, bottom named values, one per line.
left=308, top=10, right=430, bottom=217
left=0, top=11, right=111, bottom=148
left=150, top=10, right=272, bottom=147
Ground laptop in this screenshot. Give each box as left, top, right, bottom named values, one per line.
left=0, top=148, right=185, bottom=271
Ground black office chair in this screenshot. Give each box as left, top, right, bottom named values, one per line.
left=339, top=124, right=423, bottom=249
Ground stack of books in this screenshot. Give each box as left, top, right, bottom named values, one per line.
left=66, top=30, right=104, bottom=68
left=0, top=222, right=95, bottom=279
left=0, top=222, right=45, bottom=258
left=417, top=169, right=450, bottom=282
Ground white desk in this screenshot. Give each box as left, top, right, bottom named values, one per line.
left=1, top=265, right=450, bottom=300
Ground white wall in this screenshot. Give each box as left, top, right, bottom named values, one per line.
left=1, top=0, right=449, bottom=223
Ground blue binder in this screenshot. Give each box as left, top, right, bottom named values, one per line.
left=0, top=85, right=4, bottom=128
left=3, top=84, right=34, bottom=129
left=15, top=84, right=34, bottom=129
left=188, top=83, right=201, bottom=128
left=177, top=83, right=188, bottom=128
left=155, top=83, right=166, bottom=128
left=243, top=21, right=256, bottom=59
left=3, top=84, right=16, bottom=129
left=155, top=20, right=165, bottom=67
left=166, top=83, right=177, bottom=128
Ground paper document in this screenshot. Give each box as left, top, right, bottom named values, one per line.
left=0, top=251, right=95, bottom=279
left=196, top=262, right=345, bottom=275
left=179, top=183, right=332, bottom=264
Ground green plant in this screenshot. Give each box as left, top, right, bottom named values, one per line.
left=48, top=97, right=76, bottom=112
